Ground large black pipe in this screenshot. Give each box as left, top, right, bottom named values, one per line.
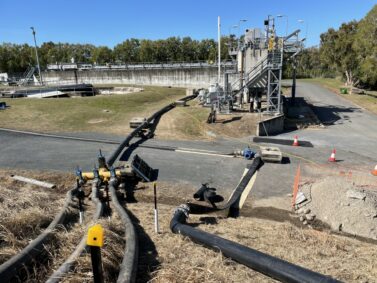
left=170, top=205, right=341, bottom=283
left=189, top=156, right=262, bottom=215
left=109, top=179, right=138, bottom=283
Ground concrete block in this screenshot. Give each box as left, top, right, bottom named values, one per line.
left=129, top=117, right=147, bottom=129
left=175, top=100, right=187, bottom=107
left=260, top=146, right=283, bottom=163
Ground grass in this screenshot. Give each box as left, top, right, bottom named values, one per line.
left=0, top=170, right=74, bottom=265
left=0, top=86, right=185, bottom=135
left=0, top=169, right=126, bottom=282
left=127, top=181, right=377, bottom=282
left=1, top=171, right=376, bottom=282
left=300, top=78, right=377, bottom=114
left=156, top=100, right=259, bottom=141
left=0, top=84, right=261, bottom=140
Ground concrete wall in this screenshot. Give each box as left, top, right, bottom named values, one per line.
left=43, top=67, right=238, bottom=88
left=256, top=114, right=285, bottom=136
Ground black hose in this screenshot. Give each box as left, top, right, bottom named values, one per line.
left=109, top=179, right=138, bottom=283
left=170, top=205, right=341, bottom=283
left=46, top=179, right=104, bottom=283
left=0, top=190, right=73, bottom=282
left=0, top=93, right=197, bottom=282
left=107, top=93, right=197, bottom=166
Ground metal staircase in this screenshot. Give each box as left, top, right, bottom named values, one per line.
left=230, top=54, right=269, bottom=99
left=18, top=66, right=35, bottom=86
left=228, top=48, right=283, bottom=113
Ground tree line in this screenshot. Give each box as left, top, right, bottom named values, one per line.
left=0, top=36, right=236, bottom=74
left=287, top=4, right=377, bottom=88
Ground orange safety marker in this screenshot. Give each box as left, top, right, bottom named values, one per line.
left=292, top=135, right=299, bottom=146
left=328, top=149, right=336, bottom=162
left=371, top=164, right=377, bottom=176
left=291, top=164, right=301, bottom=208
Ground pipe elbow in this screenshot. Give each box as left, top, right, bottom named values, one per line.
left=170, top=204, right=190, bottom=233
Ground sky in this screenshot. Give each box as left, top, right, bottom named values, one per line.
left=1, top=0, right=376, bottom=48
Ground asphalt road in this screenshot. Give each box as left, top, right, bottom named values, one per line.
left=0, top=81, right=376, bottom=201
left=279, top=82, right=377, bottom=159
left=0, top=130, right=250, bottom=192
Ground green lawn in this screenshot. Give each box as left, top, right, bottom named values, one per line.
left=300, top=78, right=377, bottom=114
left=0, top=86, right=185, bottom=135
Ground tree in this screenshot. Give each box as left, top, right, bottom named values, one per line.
left=139, top=40, right=156, bottom=62
left=92, top=46, right=113, bottom=64
left=320, top=21, right=359, bottom=86
left=353, top=4, right=377, bottom=87
left=113, top=38, right=140, bottom=63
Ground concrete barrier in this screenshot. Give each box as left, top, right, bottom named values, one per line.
left=256, top=114, right=285, bottom=136
left=43, top=67, right=237, bottom=88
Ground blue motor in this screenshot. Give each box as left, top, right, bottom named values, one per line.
left=243, top=148, right=255, bottom=160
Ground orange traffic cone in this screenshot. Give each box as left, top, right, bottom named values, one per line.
left=292, top=135, right=299, bottom=146
left=371, top=165, right=377, bottom=176
left=328, top=149, right=336, bottom=162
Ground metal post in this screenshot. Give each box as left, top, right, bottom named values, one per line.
left=291, top=60, right=297, bottom=106
left=218, top=16, right=221, bottom=85
left=154, top=182, right=159, bottom=233
left=78, top=190, right=84, bottom=224
left=30, top=27, right=43, bottom=85
left=90, top=247, right=104, bottom=283
left=87, top=224, right=104, bottom=283
left=277, top=15, right=289, bottom=37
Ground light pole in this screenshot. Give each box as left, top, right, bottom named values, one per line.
left=30, top=27, right=43, bottom=85
left=228, top=24, right=238, bottom=37
left=228, top=25, right=238, bottom=51
left=298, top=19, right=308, bottom=40
left=276, top=14, right=288, bottom=37
left=237, top=19, right=247, bottom=48
left=237, top=19, right=248, bottom=36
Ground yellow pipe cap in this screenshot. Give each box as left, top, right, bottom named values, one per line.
left=87, top=224, right=104, bottom=247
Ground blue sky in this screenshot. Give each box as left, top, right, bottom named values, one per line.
left=1, top=0, right=376, bottom=48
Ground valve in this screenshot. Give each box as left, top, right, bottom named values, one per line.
left=98, top=149, right=108, bottom=170
left=76, top=167, right=85, bottom=186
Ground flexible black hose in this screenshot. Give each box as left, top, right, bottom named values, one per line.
left=109, top=179, right=138, bottom=283
left=104, top=93, right=196, bottom=282
left=46, top=179, right=104, bottom=283
left=0, top=190, right=73, bottom=282
left=170, top=205, right=341, bottom=283
left=0, top=93, right=197, bottom=282
left=107, top=93, right=197, bottom=166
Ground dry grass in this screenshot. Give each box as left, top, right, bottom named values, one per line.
left=124, top=182, right=377, bottom=283
left=60, top=214, right=125, bottom=283
left=156, top=100, right=259, bottom=141
left=0, top=170, right=74, bottom=264
left=3, top=171, right=375, bottom=282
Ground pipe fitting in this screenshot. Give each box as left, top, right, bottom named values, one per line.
left=170, top=204, right=190, bottom=232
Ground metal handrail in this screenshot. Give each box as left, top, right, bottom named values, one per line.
left=229, top=54, right=269, bottom=92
